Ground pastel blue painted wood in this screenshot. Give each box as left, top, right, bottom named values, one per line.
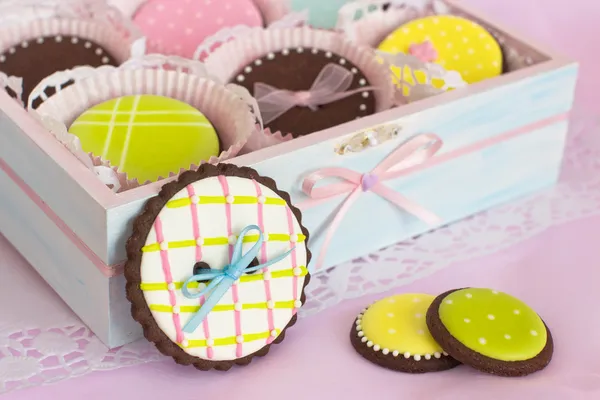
left=104, top=64, right=579, bottom=266
left=0, top=168, right=141, bottom=348
left=0, top=108, right=111, bottom=263
left=299, top=120, right=568, bottom=270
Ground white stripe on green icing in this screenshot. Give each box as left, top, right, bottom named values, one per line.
left=68, top=94, right=220, bottom=183
left=438, top=288, right=547, bottom=361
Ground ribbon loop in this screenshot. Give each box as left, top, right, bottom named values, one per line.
left=180, top=225, right=295, bottom=334
left=297, top=134, right=445, bottom=271
left=255, top=63, right=377, bottom=125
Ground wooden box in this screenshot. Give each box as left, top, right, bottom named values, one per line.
left=0, top=2, right=578, bottom=348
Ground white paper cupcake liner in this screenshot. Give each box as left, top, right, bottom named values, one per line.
left=31, top=60, right=258, bottom=191
left=0, top=0, right=144, bottom=59
left=0, top=72, right=24, bottom=106
left=201, top=26, right=396, bottom=148
left=337, top=0, right=467, bottom=102
left=29, top=110, right=123, bottom=192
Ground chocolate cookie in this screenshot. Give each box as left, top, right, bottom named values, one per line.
left=426, top=288, right=553, bottom=377
left=231, top=48, right=376, bottom=137
left=350, top=294, right=460, bottom=373
left=0, top=34, right=118, bottom=104
left=125, top=163, right=312, bottom=371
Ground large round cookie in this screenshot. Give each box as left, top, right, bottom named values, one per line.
left=125, top=164, right=311, bottom=370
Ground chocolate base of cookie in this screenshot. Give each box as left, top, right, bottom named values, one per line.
left=125, top=163, right=312, bottom=371
left=426, top=288, right=554, bottom=377
left=349, top=316, right=460, bottom=373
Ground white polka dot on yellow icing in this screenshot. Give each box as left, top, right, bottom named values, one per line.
left=360, top=294, right=443, bottom=356
left=377, top=15, right=502, bottom=84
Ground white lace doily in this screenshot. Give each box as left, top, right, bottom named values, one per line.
left=0, top=110, right=598, bottom=393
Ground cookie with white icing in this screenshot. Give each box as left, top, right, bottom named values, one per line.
left=350, top=294, right=460, bottom=373
left=125, top=163, right=311, bottom=370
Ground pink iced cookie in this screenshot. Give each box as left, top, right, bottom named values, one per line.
left=133, top=0, right=264, bottom=58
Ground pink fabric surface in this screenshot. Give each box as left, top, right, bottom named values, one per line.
left=6, top=215, right=600, bottom=399
left=4, top=0, right=600, bottom=398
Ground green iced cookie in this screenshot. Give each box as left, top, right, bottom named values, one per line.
left=69, top=95, right=220, bottom=183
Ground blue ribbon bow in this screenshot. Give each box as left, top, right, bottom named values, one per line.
left=181, top=224, right=295, bottom=334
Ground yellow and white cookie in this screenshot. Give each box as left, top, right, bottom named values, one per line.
left=378, top=15, right=503, bottom=84
left=125, top=164, right=311, bottom=370
left=350, top=294, right=459, bottom=373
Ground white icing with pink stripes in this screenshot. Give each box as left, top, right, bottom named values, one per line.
left=140, top=175, right=308, bottom=361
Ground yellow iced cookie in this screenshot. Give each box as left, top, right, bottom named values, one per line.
left=350, top=293, right=459, bottom=372
left=69, top=95, right=220, bottom=183
left=378, top=15, right=503, bottom=84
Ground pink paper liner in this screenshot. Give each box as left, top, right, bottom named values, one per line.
left=0, top=18, right=136, bottom=66
left=203, top=26, right=395, bottom=145
left=34, top=68, right=257, bottom=191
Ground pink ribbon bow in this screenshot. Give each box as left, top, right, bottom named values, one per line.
left=298, top=133, right=444, bottom=271
left=254, top=63, right=375, bottom=125
left=408, top=40, right=438, bottom=63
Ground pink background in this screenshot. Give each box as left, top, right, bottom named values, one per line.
left=4, top=0, right=600, bottom=398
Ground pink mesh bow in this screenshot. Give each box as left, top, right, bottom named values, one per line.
left=297, top=133, right=444, bottom=271
left=254, top=63, right=375, bottom=125
left=408, top=40, right=438, bottom=63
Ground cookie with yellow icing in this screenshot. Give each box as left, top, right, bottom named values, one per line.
left=69, top=94, right=221, bottom=183
left=426, top=288, right=553, bottom=377
left=377, top=15, right=503, bottom=84
left=350, top=294, right=460, bottom=373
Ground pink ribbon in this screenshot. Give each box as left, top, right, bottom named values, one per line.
left=298, top=134, right=444, bottom=271
left=408, top=40, right=438, bottom=63
left=254, top=63, right=376, bottom=125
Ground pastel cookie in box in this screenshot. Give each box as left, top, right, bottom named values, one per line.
left=31, top=58, right=258, bottom=190
left=69, top=95, right=221, bottom=184
left=378, top=15, right=503, bottom=84
left=125, top=163, right=311, bottom=370
left=132, top=0, right=264, bottom=58
left=204, top=27, right=395, bottom=140
left=0, top=1, right=140, bottom=103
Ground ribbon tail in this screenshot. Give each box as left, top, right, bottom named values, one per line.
left=245, top=246, right=297, bottom=274
left=372, top=184, right=441, bottom=225
left=314, top=188, right=363, bottom=271
left=231, top=225, right=263, bottom=272
left=181, top=273, right=224, bottom=299
left=310, top=63, right=354, bottom=93
left=182, top=277, right=234, bottom=334
left=254, top=83, right=297, bottom=125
